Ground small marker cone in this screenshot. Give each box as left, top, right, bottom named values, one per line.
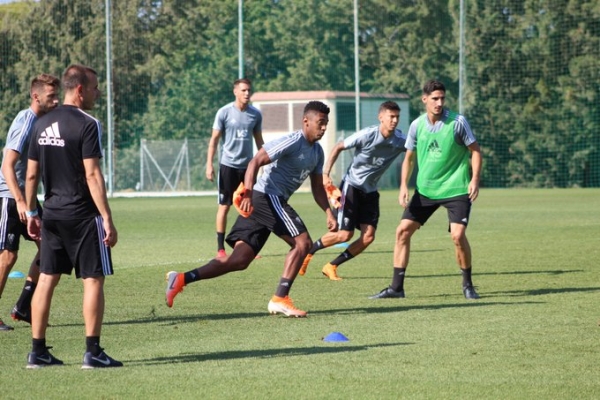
left=323, top=332, right=349, bottom=342
left=333, top=242, right=349, bottom=249
left=8, top=271, right=25, bottom=278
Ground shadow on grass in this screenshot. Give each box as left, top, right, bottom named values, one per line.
left=348, top=269, right=585, bottom=280
left=128, top=341, right=411, bottom=366
left=486, top=286, right=600, bottom=297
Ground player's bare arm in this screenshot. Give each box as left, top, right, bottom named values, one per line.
left=24, top=159, right=41, bottom=240
left=468, top=142, right=482, bottom=202
left=83, top=157, right=118, bottom=247
left=399, top=150, right=416, bottom=208
left=322, top=141, right=345, bottom=187
left=240, top=148, right=271, bottom=213
left=205, top=129, right=221, bottom=181
left=1, top=149, right=27, bottom=221
left=310, top=173, right=338, bottom=232
left=253, top=129, right=264, bottom=150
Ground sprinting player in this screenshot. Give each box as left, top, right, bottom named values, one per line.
left=370, top=79, right=482, bottom=300
left=206, top=78, right=264, bottom=258
left=167, top=101, right=337, bottom=317
left=25, top=64, right=122, bottom=368
left=299, top=101, right=406, bottom=280
left=0, top=74, right=60, bottom=331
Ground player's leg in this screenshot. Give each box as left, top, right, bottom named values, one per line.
left=166, top=214, right=265, bottom=308
left=323, top=190, right=381, bottom=280
left=27, top=272, right=63, bottom=368
left=77, top=216, right=122, bottom=368
left=300, top=182, right=357, bottom=276
left=370, top=191, right=435, bottom=299
left=446, top=195, right=479, bottom=299
left=267, top=195, right=310, bottom=317
left=12, top=246, right=41, bottom=324
left=215, top=166, right=245, bottom=257
left=0, top=197, right=24, bottom=330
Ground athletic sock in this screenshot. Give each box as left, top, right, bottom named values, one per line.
left=15, top=280, right=37, bottom=311
left=330, top=250, right=354, bottom=267
left=309, top=239, right=325, bottom=255
left=461, top=267, right=473, bottom=288
left=390, top=267, right=406, bottom=292
left=217, top=232, right=225, bottom=251
left=86, top=336, right=102, bottom=356
left=274, top=277, right=293, bottom=298
left=32, top=338, right=47, bottom=355
left=184, top=269, right=200, bottom=284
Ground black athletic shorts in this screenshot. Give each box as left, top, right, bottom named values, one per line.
left=218, top=164, right=246, bottom=205
left=0, top=197, right=42, bottom=251
left=336, top=180, right=380, bottom=231
left=226, top=190, right=308, bottom=255
left=402, top=190, right=472, bottom=226
left=40, top=216, right=114, bottom=278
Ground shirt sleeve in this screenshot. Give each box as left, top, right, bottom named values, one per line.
left=454, top=115, right=477, bottom=147
left=82, top=119, right=103, bottom=159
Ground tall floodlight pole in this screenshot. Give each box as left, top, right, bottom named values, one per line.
left=354, top=0, right=360, bottom=131
left=238, top=0, right=244, bottom=78
left=105, top=0, right=114, bottom=196
left=459, top=0, right=465, bottom=114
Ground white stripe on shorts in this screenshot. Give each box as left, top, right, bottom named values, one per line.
left=268, top=194, right=299, bottom=237
left=94, top=215, right=113, bottom=275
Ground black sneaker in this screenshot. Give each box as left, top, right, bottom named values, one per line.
left=369, top=287, right=405, bottom=299
left=11, top=306, right=31, bottom=324
left=27, top=347, right=64, bottom=369
left=82, top=350, right=123, bottom=369
left=0, top=319, right=14, bottom=331
left=463, top=285, right=480, bottom=300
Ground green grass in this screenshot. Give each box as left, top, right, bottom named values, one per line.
left=1, top=189, right=599, bottom=399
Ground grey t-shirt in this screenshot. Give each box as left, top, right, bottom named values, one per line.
left=342, top=126, right=406, bottom=193
left=0, top=108, right=37, bottom=197
left=213, top=102, right=262, bottom=169
left=254, top=130, right=324, bottom=200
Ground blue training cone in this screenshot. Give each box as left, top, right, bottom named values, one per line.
left=323, top=332, right=349, bottom=342
left=333, top=242, right=349, bottom=249
left=8, top=271, right=25, bottom=278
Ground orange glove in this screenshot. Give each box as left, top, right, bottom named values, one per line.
left=233, top=182, right=253, bottom=218
left=325, top=183, right=342, bottom=209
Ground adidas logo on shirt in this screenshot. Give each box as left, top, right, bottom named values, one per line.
left=38, top=122, right=65, bottom=147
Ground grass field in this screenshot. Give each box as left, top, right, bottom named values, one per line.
left=1, top=189, right=599, bottom=399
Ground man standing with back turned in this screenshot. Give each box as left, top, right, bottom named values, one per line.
left=25, top=64, right=121, bottom=368
left=206, top=78, right=264, bottom=258
left=370, top=80, right=482, bottom=300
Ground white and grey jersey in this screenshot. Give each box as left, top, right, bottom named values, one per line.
left=0, top=108, right=37, bottom=198
left=405, top=109, right=476, bottom=151
left=254, top=130, right=324, bottom=200
left=213, top=102, right=262, bottom=169
left=342, top=126, right=406, bottom=193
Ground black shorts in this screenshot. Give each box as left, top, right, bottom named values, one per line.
left=402, top=190, right=472, bottom=226
left=336, top=181, right=380, bottom=231
left=40, top=216, right=114, bottom=279
left=218, top=165, right=246, bottom=205
left=226, top=191, right=308, bottom=254
left=0, top=197, right=42, bottom=251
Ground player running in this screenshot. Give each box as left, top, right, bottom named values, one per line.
left=166, top=101, right=337, bottom=317
left=299, top=101, right=406, bottom=280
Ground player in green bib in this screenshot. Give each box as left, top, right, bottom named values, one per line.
left=370, top=80, right=483, bottom=300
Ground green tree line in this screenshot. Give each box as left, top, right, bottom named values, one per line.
left=1, top=0, right=598, bottom=189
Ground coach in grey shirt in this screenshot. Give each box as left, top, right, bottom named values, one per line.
left=205, top=78, right=263, bottom=258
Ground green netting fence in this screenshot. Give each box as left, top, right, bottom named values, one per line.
left=1, top=0, right=598, bottom=192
